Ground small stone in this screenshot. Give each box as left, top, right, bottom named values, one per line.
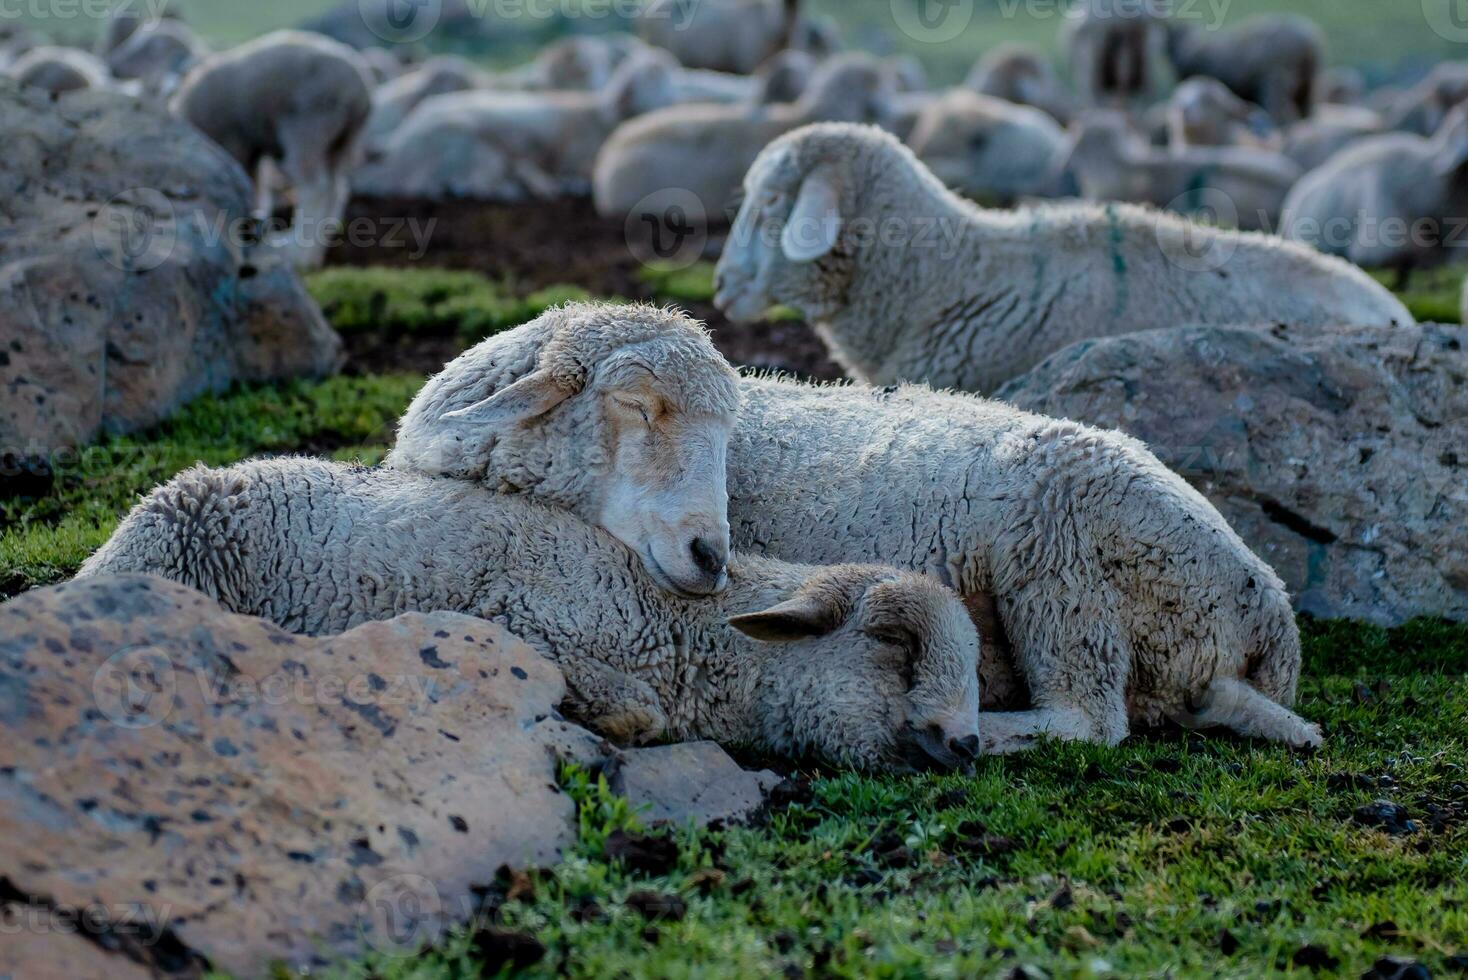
left=625, top=890, right=686, bottom=922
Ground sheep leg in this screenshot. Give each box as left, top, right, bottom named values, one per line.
left=1170, top=677, right=1323, bottom=750
left=276, top=118, right=349, bottom=269
left=556, top=657, right=669, bottom=747
left=979, top=707, right=1100, bottom=755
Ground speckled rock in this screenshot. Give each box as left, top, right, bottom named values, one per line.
left=0, top=921, right=160, bottom=980
left=608, top=741, right=780, bottom=827
left=0, top=80, right=340, bottom=459
left=998, top=321, right=1467, bottom=624
left=0, top=574, right=606, bottom=976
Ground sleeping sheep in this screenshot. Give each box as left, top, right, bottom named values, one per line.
left=965, top=43, right=1074, bottom=124
left=712, top=123, right=1407, bottom=394
left=1281, top=105, right=1468, bottom=283
left=1166, top=14, right=1325, bottom=124
left=171, top=30, right=374, bottom=269
left=1167, top=77, right=1279, bottom=150
left=354, top=51, right=679, bottom=201
left=593, top=52, right=897, bottom=222
left=1066, top=109, right=1301, bottom=231
left=78, top=456, right=983, bottom=773
left=391, top=312, right=1325, bottom=753
left=4, top=46, right=110, bottom=93
left=907, top=90, right=1070, bottom=205
left=387, top=302, right=740, bottom=599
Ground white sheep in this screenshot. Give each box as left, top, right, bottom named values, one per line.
left=171, top=30, right=374, bottom=269
left=485, top=34, right=637, bottom=93
left=1281, top=105, right=1468, bottom=284
left=965, top=43, right=1074, bottom=124
left=1166, top=14, right=1325, bottom=124
left=78, top=456, right=983, bottom=772
left=1167, top=77, right=1279, bottom=150
left=4, top=46, right=110, bottom=94
left=360, top=55, right=489, bottom=158
left=387, top=301, right=742, bottom=599
left=593, top=53, right=897, bottom=222
left=712, top=123, right=1410, bottom=394
left=354, top=50, right=679, bottom=201
left=1280, top=104, right=1384, bottom=174
left=907, top=90, right=1070, bottom=205
left=391, top=320, right=1324, bottom=753
left=96, top=0, right=180, bottom=55
left=636, top=0, right=838, bottom=75
left=1067, top=109, right=1301, bottom=231
left=1063, top=0, right=1172, bottom=108
left=105, top=18, right=208, bottom=99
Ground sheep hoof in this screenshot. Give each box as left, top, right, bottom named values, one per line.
left=590, top=703, right=668, bottom=746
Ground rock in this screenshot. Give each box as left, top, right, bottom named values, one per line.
left=607, top=741, right=780, bottom=827
left=0, top=574, right=606, bottom=976
left=0, top=81, right=340, bottom=456
left=0, top=916, right=160, bottom=980
left=998, top=321, right=1467, bottom=625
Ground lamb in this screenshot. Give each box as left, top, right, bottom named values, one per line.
left=386, top=302, right=741, bottom=599
left=1063, top=0, right=1172, bottom=108
left=353, top=51, right=679, bottom=202
left=1281, top=105, right=1468, bottom=284
left=360, top=55, right=489, bottom=158
left=392, top=326, right=1324, bottom=754
left=636, top=0, right=838, bottom=75
left=711, top=123, right=1409, bottom=394
left=593, top=53, right=897, bottom=222
left=907, top=90, right=1070, bottom=205
left=965, top=43, right=1075, bottom=124
left=1166, top=14, right=1325, bottom=124
left=171, top=30, right=374, bottom=269
left=77, top=457, right=983, bottom=773
left=105, top=18, right=208, bottom=98
left=1067, top=109, right=1301, bottom=231
left=4, top=46, right=110, bottom=93
left=1166, top=77, right=1279, bottom=150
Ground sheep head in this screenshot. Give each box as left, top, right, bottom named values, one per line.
left=434, top=303, right=741, bottom=598
left=731, top=565, right=982, bottom=772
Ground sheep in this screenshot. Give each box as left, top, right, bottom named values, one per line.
left=670, top=50, right=817, bottom=106
left=485, top=34, right=637, bottom=93
left=1318, top=66, right=1366, bottom=107
left=1382, top=62, right=1468, bottom=136
left=1166, top=14, right=1325, bottom=124
left=360, top=55, right=489, bottom=158
left=593, top=53, right=897, bottom=222
left=965, top=43, right=1075, bottom=124
left=387, top=301, right=741, bottom=599
left=1280, top=104, right=1385, bottom=174
left=97, top=0, right=181, bottom=55
left=711, top=123, right=1410, bottom=394
left=78, top=456, right=983, bottom=773
left=1063, top=0, right=1172, bottom=108
left=105, top=18, right=208, bottom=99
left=1281, top=105, right=1468, bottom=285
left=353, top=50, right=680, bottom=201
left=636, top=0, right=838, bottom=75
left=4, top=46, right=110, bottom=93
left=907, top=90, right=1070, bottom=205
left=1066, top=109, right=1301, bottom=231
left=357, top=46, right=406, bottom=85
left=170, top=30, right=374, bottom=269
left=392, top=326, right=1324, bottom=753
left=1166, top=77, right=1279, bottom=150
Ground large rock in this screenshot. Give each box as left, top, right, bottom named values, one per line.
left=608, top=741, right=780, bottom=828
left=997, top=322, right=1467, bottom=624
left=0, top=81, right=341, bottom=458
left=0, top=575, right=777, bottom=977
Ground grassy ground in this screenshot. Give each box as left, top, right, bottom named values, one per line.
left=3, top=267, right=1465, bottom=978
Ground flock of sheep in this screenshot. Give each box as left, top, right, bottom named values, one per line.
left=14, top=0, right=1462, bottom=770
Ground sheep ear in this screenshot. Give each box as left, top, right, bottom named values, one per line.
left=729, top=595, right=844, bottom=643
left=440, top=370, right=576, bottom=427
left=780, top=171, right=843, bottom=262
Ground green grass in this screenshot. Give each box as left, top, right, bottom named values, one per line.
left=305, top=266, right=594, bottom=344
left=1369, top=263, right=1468, bottom=325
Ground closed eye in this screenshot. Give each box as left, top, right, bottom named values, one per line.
left=614, top=397, right=652, bottom=426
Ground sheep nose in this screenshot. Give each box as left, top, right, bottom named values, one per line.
left=690, top=537, right=727, bottom=578
left=949, top=734, right=980, bottom=761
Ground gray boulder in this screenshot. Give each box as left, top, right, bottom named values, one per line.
left=0, top=81, right=340, bottom=458
left=998, top=322, right=1467, bottom=625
